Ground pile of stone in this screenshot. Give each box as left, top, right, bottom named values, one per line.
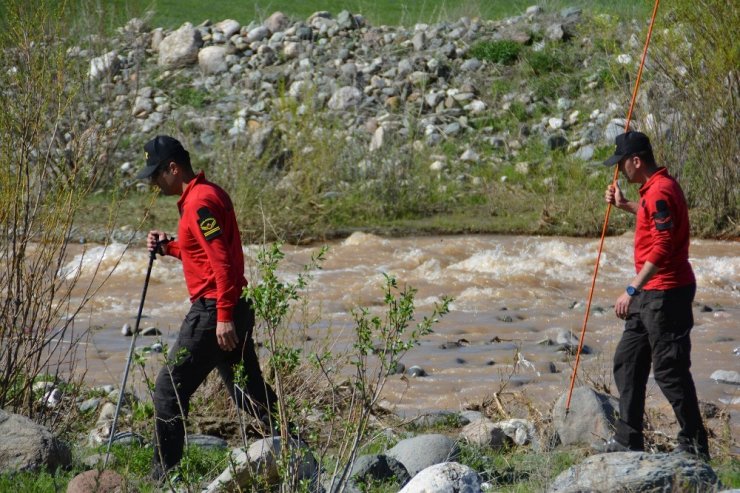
left=69, top=6, right=646, bottom=185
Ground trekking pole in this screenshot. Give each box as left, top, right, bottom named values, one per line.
left=104, top=234, right=162, bottom=467
left=565, top=0, right=661, bottom=414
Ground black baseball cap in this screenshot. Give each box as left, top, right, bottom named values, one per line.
left=136, top=135, right=188, bottom=179
left=602, top=131, right=652, bottom=166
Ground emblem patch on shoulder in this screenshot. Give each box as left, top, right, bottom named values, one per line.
left=652, top=200, right=673, bottom=231
left=197, top=207, right=222, bottom=241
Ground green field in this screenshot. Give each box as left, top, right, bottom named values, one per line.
left=105, top=0, right=648, bottom=29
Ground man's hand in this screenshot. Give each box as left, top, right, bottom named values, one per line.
left=147, top=230, right=169, bottom=254
left=216, top=321, right=239, bottom=351
left=605, top=182, right=629, bottom=209
left=614, top=292, right=632, bottom=320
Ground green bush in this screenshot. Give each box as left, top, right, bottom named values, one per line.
left=469, top=40, right=521, bottom=65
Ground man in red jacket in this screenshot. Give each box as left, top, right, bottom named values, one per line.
left=136, top=135, right=277, bottom=479
left=600, top=131, right=709, bottom=460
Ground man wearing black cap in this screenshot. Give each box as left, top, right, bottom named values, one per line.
left=136, top=135, right=277, bottom=480
left=599, top=131, right=709, bottom=460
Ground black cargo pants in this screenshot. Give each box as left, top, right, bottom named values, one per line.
left=613, top=283, right=708, bottom=454
left=152, top=297, right=277, bottom=474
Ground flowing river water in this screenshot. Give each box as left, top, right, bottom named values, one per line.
left=57, top=233, right=738, bottom=446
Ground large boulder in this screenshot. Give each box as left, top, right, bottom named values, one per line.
left=398, top=462, right=481, bottom=493
left=386, top=434, right=460, bottom=477
left=552, top=386, right=618, bottom=447
left=0, top=409, right=71, bottom=472
left=548, top=452, right=718, bottom=493
left=158, top=23, right=203, bottom=68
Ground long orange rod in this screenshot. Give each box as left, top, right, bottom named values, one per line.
left=565, top=0, right=662, bottom=412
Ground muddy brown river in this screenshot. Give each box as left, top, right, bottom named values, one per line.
left=54, top=233, right=738, bottom=448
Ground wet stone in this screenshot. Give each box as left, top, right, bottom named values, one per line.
left=406, top=365, right=427, bottom=377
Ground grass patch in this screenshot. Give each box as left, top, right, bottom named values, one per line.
left=79, top=0, right=651, bottom=30
left=468, top=40, right=521, bottom=65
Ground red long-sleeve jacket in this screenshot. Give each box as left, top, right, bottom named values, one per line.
left=634, top=167, right=695, bottom=290
left=164, top=172, right=247, bottom=322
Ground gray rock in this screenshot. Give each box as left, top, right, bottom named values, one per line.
left=198, top=46, right=229, bottom=74
left=548, top=452, right=718, bottom=493
left=188, top=434, right=228, bottom=449
left=204, top=439, right=317, bottom=492
left=247, top=26, right=270, bottom=43
left=412, top=31, right=426, bottom=51
left=0, top=409, right=72, bottom=472
left=552, top=386, right=618, bottom=447
left=406, top=365, right=427, bottom=377
left=460, top=419, right=509, bottom=448
left=89, top=50, right=120, bottom=80
left=399, top=462, right=481, bottom=493
left=337, top=10, right=359, bottom=30
left=158, top=23, right=203, bottom=68
left=459, top=410, right=484, bottom=425
left=387, top=434, right=460, bottom=477
left=328, top=86, right=363, bottom=111
left=494, top=418, right=537, bottom=446
left=604, top=118, right=627, bottom=143
left=265, top=12, right=289, bottom=33
left=546, top=23, right=565, bottom=41
left=79, top=397, right=101, bottom=413
left=213, top=19, right=241, bottom=38
left=350, top=454, right=410, bottom=485
left=574, top=144, right=595, bottom=161
left=710, top=370, right=740, bottom=385
left=460, top=58, right=482, bottom=72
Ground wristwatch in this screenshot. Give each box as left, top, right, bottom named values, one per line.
left=626, top=286, right=639, bottom=296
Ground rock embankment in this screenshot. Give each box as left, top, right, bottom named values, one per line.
left=66, top=7, right=652, bottom=190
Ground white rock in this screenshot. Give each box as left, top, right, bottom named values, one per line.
left=399, top=462, right=481, bottom=493
left=213, top=19, right=241, bottom=38
left=328, top=86, right=363, bottom=111
left=283, top=41, right=300, bottom=59
left=198, top=45, right=229, bottom=74
left=616, top=53, right=632, bottom=65
left=247, top=26, right=270, bottom=43
left=710, top=370, right=740, bottom=385
left=460, top=149, right=479, bottom=162
left=548, top=117, right=564, bottom=130
left=89, top=50, right=120, bottom=80
left=464, top=100, right=487, bottom=114
left=158, top=23, right=202, bottom=68
left=430, top=160, right=446, bottom=172
left=369, top=126, right=385, bottom=152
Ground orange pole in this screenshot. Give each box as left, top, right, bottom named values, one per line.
left=565, top=0, right=662, bottom=413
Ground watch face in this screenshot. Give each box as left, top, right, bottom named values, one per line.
left=626, top=286, right=637, bottom=296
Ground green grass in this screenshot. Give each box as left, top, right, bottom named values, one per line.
left=93, top=0, right=649, bottom=29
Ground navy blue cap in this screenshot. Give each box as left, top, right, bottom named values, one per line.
left=603, top=131, right=652, bottom=166
left=136, top=135, right=188, bottom=179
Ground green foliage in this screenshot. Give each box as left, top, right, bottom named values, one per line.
left=650, top=0, right=739, bottom=235
left=458, top=442, right=584, bottom=490
left=0, top=469, right=79, bottom=492
left=469, top=40, right=521, bottom=65
left=171, top=85, right=211, bottom=109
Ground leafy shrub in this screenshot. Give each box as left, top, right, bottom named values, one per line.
left=469, top=40, right=521, bottom=64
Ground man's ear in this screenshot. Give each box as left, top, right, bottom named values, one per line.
left=167, top=160, right=178, bottom=174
